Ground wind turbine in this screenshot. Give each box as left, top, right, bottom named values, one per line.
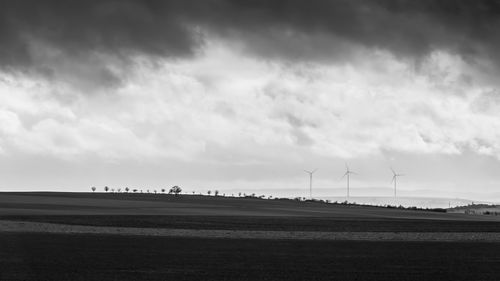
left=391, top=167, right=404, bottom=197
left=341, top=163, right=357, bottom=199
left=304, top=169, right=317, bottom=199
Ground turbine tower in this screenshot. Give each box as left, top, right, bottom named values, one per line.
left=391, top=167, right=404, bottom=197
left=341, top=163, right=357, bottom=199
left=304, top=169, right=317, bottom=199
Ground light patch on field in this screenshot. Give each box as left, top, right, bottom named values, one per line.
left=1, top=220, right=500, bottom=242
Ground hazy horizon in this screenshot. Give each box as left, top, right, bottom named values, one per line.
left=3, top=185, right=499, bottom=205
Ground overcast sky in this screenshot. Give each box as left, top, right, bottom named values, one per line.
left=1, top=0, right=500, bottom=201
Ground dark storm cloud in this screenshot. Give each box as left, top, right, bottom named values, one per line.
left=0, top=0, right=203, bottom=90
left=1, top=0, right=500, bottom=84
left=196, top=0, right=500, bottom=64
left=0, top=0, right=197, bottom=68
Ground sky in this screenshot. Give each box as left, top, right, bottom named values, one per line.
left=1, top=0, right=500, bottom=201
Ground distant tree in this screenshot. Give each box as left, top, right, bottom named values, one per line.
left=161, top=189, right=166, bottom=193
left=117, top=188, right=121, bottom=193
left=147, top=189, right=150, bottom=193
left=169, top=186, right=182, bottom=196
left=133, top=189, right=137, bottom=193
left=192, top=191, right=195, bottom=195
left=111, top=189, right=115, bottom=193
left=214, top=190, right=219, bottom=196
left=91, top=186, right=96, bottom=192
left=104, top=186, right=109, bottom=192
left=207, top=190, right=212, bottom=196
left=154, top=190, right=157, bottom=194
left=238, top=192, right=242, bottom=197
left=125, top=187, right=129, bottom=193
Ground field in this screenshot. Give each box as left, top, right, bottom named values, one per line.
left=1, top=192, right=500, bottom=280
left=2, top=234, right=500, bottom=281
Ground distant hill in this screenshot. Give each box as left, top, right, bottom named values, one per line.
left=448, top=204, right=500, bottom=215
left=317, top=196, right=492, bottom=209
left=1, top=192, right=497, bottom=221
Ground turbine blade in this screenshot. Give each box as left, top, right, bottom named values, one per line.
left=391, top=175, right=396, bottom=183
left=340, top=171, right=348, bottom=180
left=312, top=168, right=318, bottom=173
left=390, top=167, right=396, bottom=175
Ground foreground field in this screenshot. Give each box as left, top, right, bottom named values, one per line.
left=1, top=233, right=500, bottom=281
left=1, top=192, right=499, bottom=280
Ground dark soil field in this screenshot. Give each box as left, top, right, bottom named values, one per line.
left=1, top=192, right=499, bottom=233
left=1, top=233, right=500, bottom=281
left=4, top=215, right=500, bottom=232
left=1, top=192, right=499, bottom=280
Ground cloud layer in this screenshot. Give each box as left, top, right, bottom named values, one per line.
left=2, top=1, right=500, bottom=64
left=1, top=1, right=500, bottom=195
left=1, top=42, right=499, bottom=161
left=1, top=0, right=500, bottom=87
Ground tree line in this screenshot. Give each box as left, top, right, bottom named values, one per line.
left=91, top=185, right=182, bottom=196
